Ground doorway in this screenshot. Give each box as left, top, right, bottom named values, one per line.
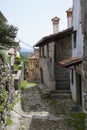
left=40, top=68, right=43, bottom=83
left=76, top=73, right=82, bottom=106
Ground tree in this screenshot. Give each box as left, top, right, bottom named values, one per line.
left=0, top=19, right=18, bottom=48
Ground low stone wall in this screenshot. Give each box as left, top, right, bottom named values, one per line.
left=0, top=58, right=15, bottom=130
left=13, top=70, right=22, bottom=90
left=13, top=62, right=24, bottom=90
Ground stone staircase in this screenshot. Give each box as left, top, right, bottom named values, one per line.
left=50, top=89, right=71, bottom=99
left=51, top=64, right=71, bottom=99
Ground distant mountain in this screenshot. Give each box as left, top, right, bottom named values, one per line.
left=20, top=51, right=34, bottom=59
left=20, top=47, right=34, bottom=59
left=20, top=47, right=34, bottom=52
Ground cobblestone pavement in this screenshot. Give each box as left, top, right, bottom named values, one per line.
left=7, top=85, right=81, bottom=130
left=19, top=85, right=76, bottom=130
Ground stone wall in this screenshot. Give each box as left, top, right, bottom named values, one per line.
left=55, top=35, right=72, bottom=62
left=82, top=34, right=87, bottom=112
left=0, top=57, right=15, bottom=130
left=81, top=0, right=87, bottom=113
left=13, top=62, right=24, bottom=90
left=39, top=58, right=55, bottom=93
left=81, top=0, right=87, bottom=34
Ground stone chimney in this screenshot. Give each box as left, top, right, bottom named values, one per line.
left=66, top=8, right=73, bottom=28
left=51, top=17, right=60, bottom=34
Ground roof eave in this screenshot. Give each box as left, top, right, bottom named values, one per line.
left=34, top=27, right=73, bottom=47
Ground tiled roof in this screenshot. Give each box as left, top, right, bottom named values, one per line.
left=29, top=55, right=36, bottom=60
left=59, top=57, right=82, bottom=68
left=34, top=27, right=73, bottom=47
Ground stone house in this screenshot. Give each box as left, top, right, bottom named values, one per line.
left=69, top=0, right=83, bottom=108
left=34, top=10, right=73, bottom=94
left=29, top=55, right=36, bottom=81
left=34, top=0, right=87, bottom=114
left=28, top=50, right=40, bottom=82
left=59, top=0, right=87, bottom=113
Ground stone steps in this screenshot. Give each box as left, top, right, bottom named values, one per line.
left=51, top=93, right=71, bottom=99
left=51, top=89, right=70, bottom=93
left=55, top=65, right=70, bottom=89
left=20, top=115, right=74, bottom=130
left=50, top=88, right=71, bottom=99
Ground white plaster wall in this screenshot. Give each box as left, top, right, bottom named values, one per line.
left=70, top=69, right=77, bottom=102
left=72, top=0, right=83, bottom=58
left=70, top=0, right=83, bottom=103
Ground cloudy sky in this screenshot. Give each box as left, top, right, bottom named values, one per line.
left=0, top=0, right=72, bottom=50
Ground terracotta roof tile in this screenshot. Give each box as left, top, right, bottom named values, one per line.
left=59, top=57, right=82, bottom=67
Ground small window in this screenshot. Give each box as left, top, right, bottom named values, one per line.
left=71, top=69, right=73, bottom=84
left=60, top=43, right=63, bottom=52
left=73, top=31, right=77, bottom=48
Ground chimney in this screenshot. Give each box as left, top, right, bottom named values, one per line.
left=66, top=8, right=73, bottom=28
left=51, top=17, right=60, bottom=34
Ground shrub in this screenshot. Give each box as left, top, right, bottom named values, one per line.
left=15, top=57, right=21, bottom=64
left=21, top=80, right=29, bottom=90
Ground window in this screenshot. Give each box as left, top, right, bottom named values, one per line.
left=71, top=69, right=73, bottom=84
left=60, top=43, right=63, bottom=52
left=73, top=31, right=77, bottom=48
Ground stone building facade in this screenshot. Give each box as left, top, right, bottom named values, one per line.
left=58, top=0, right=87, bottom=113
left=69, top=0, right=83, bottom=107
left=81, top=0, right=87, bottom=113
left=28, top=53, right=40, bottom=82
left=58, top=0, right=84, bottom=111
left=34, top=26, right=73, bottom=93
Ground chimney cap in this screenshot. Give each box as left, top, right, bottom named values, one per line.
left=66, top=8, right=72, bottom=17
left=51, top=16, right=60, bottom=21
left=66, top=8, right=72, bottom=12
left=51, top=16, right=60, bottom=25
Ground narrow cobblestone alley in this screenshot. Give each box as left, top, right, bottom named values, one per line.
left=6, top=84, right=86, bottom=130
left=19, top=84, right=77, bottom=130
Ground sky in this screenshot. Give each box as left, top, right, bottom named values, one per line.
left=0, top=0, right=72, bottom=50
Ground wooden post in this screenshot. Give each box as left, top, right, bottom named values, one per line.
left=46, top=44, right=49, bottom=58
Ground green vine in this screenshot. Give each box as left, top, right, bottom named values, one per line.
left=0, top=103, right=5, bottom=112
left=0, top=90, right=8, bottom=112
left=2, top=90, right=8, bottom=100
